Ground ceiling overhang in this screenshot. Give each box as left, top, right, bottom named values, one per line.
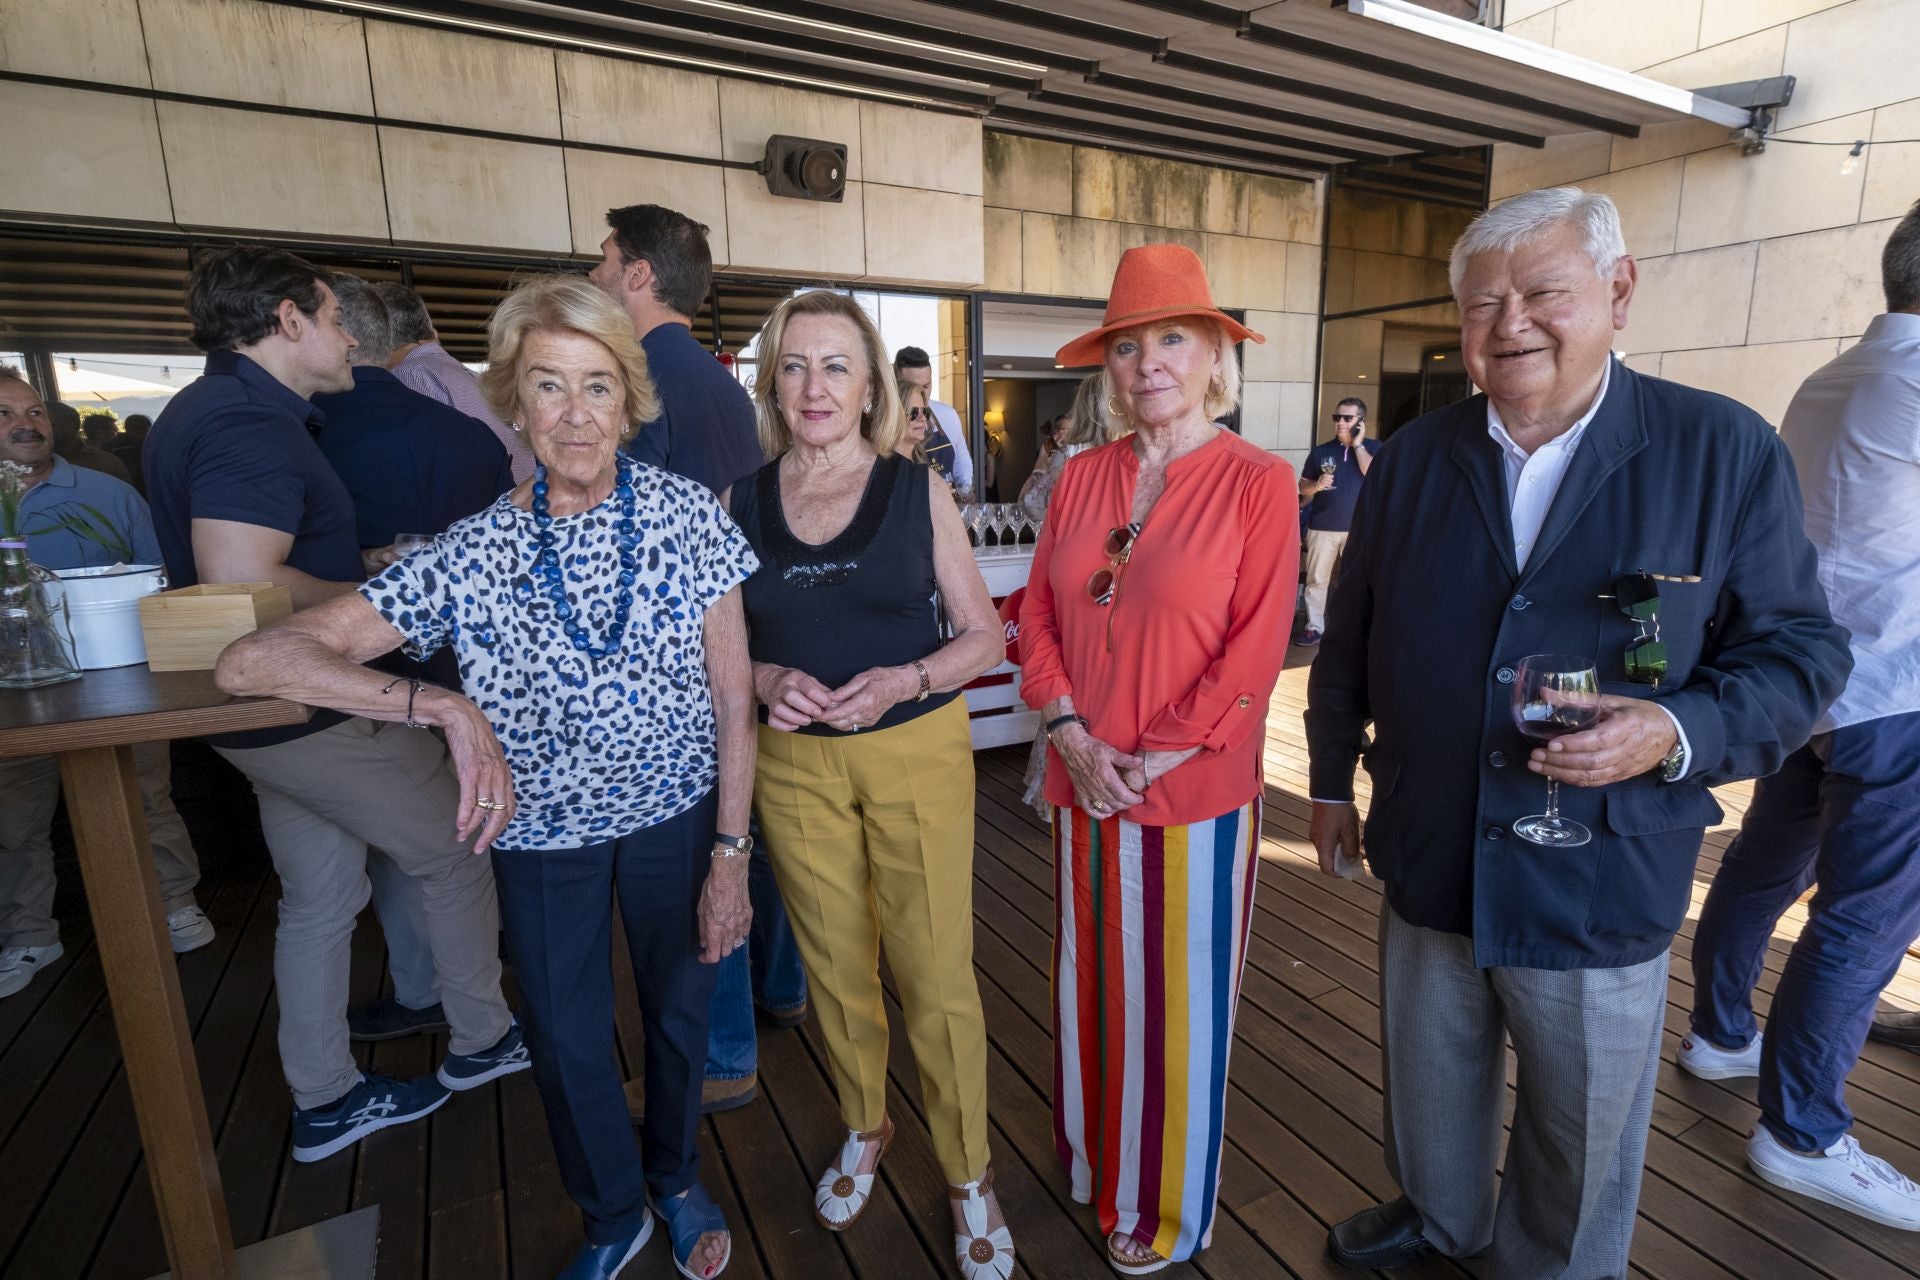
left=279, top=0, right=1754, bottom=182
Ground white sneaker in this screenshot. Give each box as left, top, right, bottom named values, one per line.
left=1678, top=1030, right=1762, bottom=1080
left=167, top=906, right=216, bottom=954
left=1747, top=1126, right=1920, bottom=1231
left=0, top=942, right=65, bottom=999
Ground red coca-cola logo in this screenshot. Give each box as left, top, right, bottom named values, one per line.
left=997, top=587, right=1025, bottom=665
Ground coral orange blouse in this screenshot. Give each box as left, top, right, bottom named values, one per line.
left=1019, top=431, right=1299, bottom=827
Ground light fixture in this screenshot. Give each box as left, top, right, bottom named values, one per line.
left=999, top=362, right=1013, bottom=370
left=1840, top=140, right=1866, bottom=176
left=983, top=409, right=1005, bottom=428
left=1357, top=373, right=1368, bottom=379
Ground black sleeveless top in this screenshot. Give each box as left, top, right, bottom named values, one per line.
left=730, top=452, right=959, bottom=737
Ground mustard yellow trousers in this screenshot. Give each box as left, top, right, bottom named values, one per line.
left=754, top=697, right=991, bottom=1183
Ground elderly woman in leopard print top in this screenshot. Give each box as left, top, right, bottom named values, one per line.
left=217, top=274, right=754, bottom=1280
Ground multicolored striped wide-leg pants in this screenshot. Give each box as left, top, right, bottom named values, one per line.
left=1050, top=798, right=1261, bottom=1263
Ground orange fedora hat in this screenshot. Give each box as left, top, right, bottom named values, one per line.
left=1055, top=243, right=1264, bottom=368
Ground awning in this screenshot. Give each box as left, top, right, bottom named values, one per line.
left=299, top=0, right=1754, bottom=180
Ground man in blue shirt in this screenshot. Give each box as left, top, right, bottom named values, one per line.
left=1296, top=397, right=1380, bottom=646
left=590, top=202, right=805, bottom=1118
left=591, top=204, right=764, bottom=494
left=0, top=370, right=214, bottom=1002
left=145, top=246, right=524, bottom=1161
left=311, top=273, right=512, bottom=1044
left=310, top=274, right=513, bottom=1045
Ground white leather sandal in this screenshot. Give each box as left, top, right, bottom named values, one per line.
left=952, top=1167, right=1015, bottom=1279
left=813, top=1117, right=893, bottom=1231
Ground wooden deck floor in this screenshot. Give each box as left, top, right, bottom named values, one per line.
left=4, top=658, right=1917, bottom=1280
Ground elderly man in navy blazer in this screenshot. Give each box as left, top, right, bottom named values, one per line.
left=1305, top=187, right=1851, bottom=1279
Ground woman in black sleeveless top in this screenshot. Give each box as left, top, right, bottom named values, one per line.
left=725, top=291, right=1012, bottom=1279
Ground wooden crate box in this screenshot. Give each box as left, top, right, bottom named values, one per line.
left=137, top=583, right=292, bottom=672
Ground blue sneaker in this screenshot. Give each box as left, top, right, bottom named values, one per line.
left=291, top=1073, right=449, bottom=1163
left=559, top=1210, right=654, bottom=1280
left=437, top=1019, right=532, bottom=1091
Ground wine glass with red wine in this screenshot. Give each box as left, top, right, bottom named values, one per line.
left=1511, top=654, right=1602, bottom=847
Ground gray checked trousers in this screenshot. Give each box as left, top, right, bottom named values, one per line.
left=1379, top=903, right=1667, bottom=1280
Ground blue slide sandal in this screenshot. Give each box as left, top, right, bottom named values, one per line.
left=652, top=1181, right=731, bottom=1280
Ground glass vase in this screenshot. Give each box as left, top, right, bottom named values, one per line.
left=0, top=539, right=82, bottom=689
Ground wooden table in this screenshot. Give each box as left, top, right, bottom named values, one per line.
left=0, top=665, right=313, bottom=1280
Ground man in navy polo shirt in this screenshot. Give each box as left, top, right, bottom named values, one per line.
left=0, top=369, right=216, bottom=1002
left=145, top=246, right=525, bottom=1163
left=1296, top=396, right=1379, bottom=646
left=590, top=202, right=806, bottom=1120
left=312, top=275, right=512, bottom=552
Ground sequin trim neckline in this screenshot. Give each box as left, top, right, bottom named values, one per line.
left=762, top=452, right=901, bottom=563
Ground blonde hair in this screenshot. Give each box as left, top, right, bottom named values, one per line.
left=480, top=274, right=660, bottom=441
left=752, top=291, right=905, bottom=459
left=896, top=377, right=930, bottom=465
left=1105, top=318, right=1241, bottom=425
left=1063, top=371, right=1121, bottom=447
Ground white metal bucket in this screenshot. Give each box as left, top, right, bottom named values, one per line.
left=50, top=564, right=167, bottom=604
left=62, top=597, right=149, bottom=668
left=48, top=565, right=167, bottom=669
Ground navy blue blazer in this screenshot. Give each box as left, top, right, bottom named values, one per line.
left=1305, top=364, right=1851, bottom=969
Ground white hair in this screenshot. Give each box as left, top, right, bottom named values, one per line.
left=1448, top=187, right=1627, bottom=296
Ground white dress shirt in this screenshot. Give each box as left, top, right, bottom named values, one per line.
left=1486, top=356, right=1611, bottom=572
left=1779, top=311, right=1920, bottom=732
left=929, top=399, right=975, bottom=493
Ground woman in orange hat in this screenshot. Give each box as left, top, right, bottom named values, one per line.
left=1018, top=244, right=1300, bottom=1274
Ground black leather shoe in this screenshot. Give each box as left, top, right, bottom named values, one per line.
left=1328, top=1197, right=1436, bottom=1270
left=348, top=997, right=449, bottom=1042
left=1869, top=1010, right=1920, bottom=1049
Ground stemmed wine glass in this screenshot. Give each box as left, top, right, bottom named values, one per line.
left=986, top=503, right=1011, bottom=554
left=959, top=502, right=979, bottom=548
left=966, top=503, right=989, bottom=552
left=1008, top=505, right=1032, bottom=550
left=1511, top=654, right=1602, bottom=847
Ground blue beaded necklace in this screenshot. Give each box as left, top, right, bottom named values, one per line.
left=531, top=458, right=638, bottom=658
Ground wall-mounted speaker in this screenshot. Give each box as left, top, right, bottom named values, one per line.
left=761, top=135, right=848, bottom=203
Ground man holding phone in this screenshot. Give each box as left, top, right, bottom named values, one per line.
left=1296, top=397, right=1378, bottom=645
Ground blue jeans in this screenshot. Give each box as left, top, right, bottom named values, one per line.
left=492, top=792, right=718, bottom=1243
left=704, top=822, right=808, bottom=1080
left=1690, top=711, right=1920, bottom=1152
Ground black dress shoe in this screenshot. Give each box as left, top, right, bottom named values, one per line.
left=1328, top=1197, right=1436, bottom=1270
left=348, top=997, right=449, bottom=1042
left=1869, top=1010, right=1920, bottom=1049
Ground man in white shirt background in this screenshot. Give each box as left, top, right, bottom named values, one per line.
left=1680, top=201, right=1920, bottom=1232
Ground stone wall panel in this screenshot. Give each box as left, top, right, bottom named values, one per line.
left=141, top=0, right=372, bottom=114
left=163, top=103, right=386, bottom=239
